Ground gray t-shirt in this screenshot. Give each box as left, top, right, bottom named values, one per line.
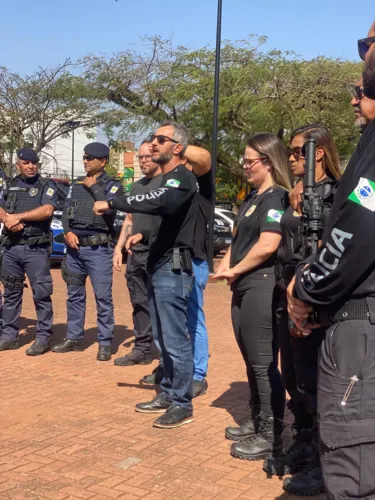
left=130, top=174, right=162, bottom=253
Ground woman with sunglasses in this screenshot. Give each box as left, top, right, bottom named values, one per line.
left=214, top=133, right=291, bottom=461
left=263, top=123, right=341, bottom=496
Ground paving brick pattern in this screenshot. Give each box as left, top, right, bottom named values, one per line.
left=0, top=266, right=327, bottom=500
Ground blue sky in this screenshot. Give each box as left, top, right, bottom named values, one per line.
left=1, top=0, right=374, bottom=74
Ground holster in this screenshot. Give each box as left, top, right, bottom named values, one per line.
left=1, top=273, right=26, bottom=291
left=61, top=259, right=87, bottom=286
left=171, top=248, right=193, bottom=273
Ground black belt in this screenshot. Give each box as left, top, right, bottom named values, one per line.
left=2, top=234, right=50, bottom=246
left=319, top=298, right=370, bottom=325
left=78, top=233, right=112, bottom=247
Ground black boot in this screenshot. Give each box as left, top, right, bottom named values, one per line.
left=52, top=338, right=85, bottom=353
left=225, top=405, right=260, bottom=441
left=141, top=364, right=164, bottom=385
left=26, top=341, right=49, bottom=356
left=97, top=345, right=111, bottom=361
left=230, top=416, right=283, bottom=461
left=283, top=443, right=325, bottom=496
left=114, top=349, right=152, bottom=366
left=0, top=338, right=19, bottom=351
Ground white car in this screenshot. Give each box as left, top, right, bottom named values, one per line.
left=214, top=207, right=236, bottom=231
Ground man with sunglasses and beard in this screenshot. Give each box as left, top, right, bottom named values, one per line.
left=53, top=142, right=123, bottom=362
left=94, top=122, right=199, bottom=428
left=287, top=21, right=375, bottom=499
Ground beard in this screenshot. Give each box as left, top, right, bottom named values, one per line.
left=152, top=152, right=173, bottom=166
left=363, top=50, right=375, bottom=99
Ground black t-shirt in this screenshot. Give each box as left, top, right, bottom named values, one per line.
left=278, top=178, right=336, bottom=268
left=294, top=119, right=375, bottom=305
left=230, top=186, right=289, bottom=289
left=194, top=170, right=213, bottom=261
left=130, top=174, right=163, bottom=253
left=112, top=164, right=198, bottom=272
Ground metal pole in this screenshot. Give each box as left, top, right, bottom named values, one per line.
left=208, top=0, right=223, bottom=274
left=71, top=127, right=75, bottom=181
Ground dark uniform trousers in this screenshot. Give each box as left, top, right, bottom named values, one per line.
left=318, top=317, right=375, bottom=499
left=65, top=244, right=114, bottom=345
left=274, top=281, right=325, bottom=421
left=1, top=244, right=53, bottom=344
left=125, top=251, right=152, bottom=355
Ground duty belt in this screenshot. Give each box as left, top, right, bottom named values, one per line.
left=78, top=233, right=112, bottom=247
left=1, top=234, right=51, bottom=246
left=318, top=298, right=370, bottom=325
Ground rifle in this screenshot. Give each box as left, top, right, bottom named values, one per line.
left=299, top=138, right=321, bottom=259
left=290, top=139, right=321, bottom=334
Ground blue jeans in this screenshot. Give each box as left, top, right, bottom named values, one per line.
left=148, top=260, right=194, bottom=410
left=188, top=258, right=209, bottom=380
left=65, top=245, right=114, bottom=345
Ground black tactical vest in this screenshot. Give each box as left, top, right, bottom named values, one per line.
left=67, top=175, right=115, bottom=232
left=4, top=176, right=52, bottom=236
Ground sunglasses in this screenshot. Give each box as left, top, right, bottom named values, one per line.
left=150, top=134, right=179, bottom=145
left=242, top=157, right=268, bottom=167
left=288, top=147, right=304, bottom=160
left=354, top=85, right=364, bottom=101
left=358, top=36, right=375, bottom=61
left=138, top=154, right=153, bottom=161
left=83, top=155, right=97, bottom=161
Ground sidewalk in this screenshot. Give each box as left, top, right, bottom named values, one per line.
left=0, top=268, right=327, bottom=500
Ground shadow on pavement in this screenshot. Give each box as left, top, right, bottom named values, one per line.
left=210, top=381, right=249, bottom=424
left=17, top=320, right=133, bottom=353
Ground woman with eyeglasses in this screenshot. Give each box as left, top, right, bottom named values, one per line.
left=214, top=133, right=291, bottom=461
left=263, top=123, right=341, bottom=496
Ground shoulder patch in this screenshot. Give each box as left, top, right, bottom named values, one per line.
left=245, top=205, right=256, bottom=217
left=348, top=177, right=375, bottom=211
left=267, top=209, right=283, bottom=223
left=110, top=185, right=119, bottom=194
left=45, top=187, right=55, bottom=198
left=165, top=179, right=181, bottom=188
left=293, top=211, right=300, bottom=217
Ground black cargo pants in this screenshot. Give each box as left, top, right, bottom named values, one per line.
left=318, top=318, right=375, bottom=499
left=125, top=252, right=153, bottom=355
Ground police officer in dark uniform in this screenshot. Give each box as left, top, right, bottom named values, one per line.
left=113, top=140, right=162, bottom=366
left=94, top=122, right=198, bottom=428
left=0, top=148, right=57, bottom=355
left=264, top=124, right=341, bottom=496
left=287, top=24, right=375, bottom=499
left=52, top=142, right=123, bottom=362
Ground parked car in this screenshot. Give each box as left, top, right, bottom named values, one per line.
left=212, top=218, right=232, bottom=255
left=214, top=207, right=236, bottom=231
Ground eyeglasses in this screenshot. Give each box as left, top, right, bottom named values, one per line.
left=354, top=85, right=364, bottom=101
left=138, top=154, right=153, bottom=161
left=357, top=36, right=375, bottom=61
left=150, top=134, right=179, bottom=145
left=83, top=155, right=96, bottom=161
left=242, top=157, right=268, bottom=167
left=288, top=147, right=304, bottom=160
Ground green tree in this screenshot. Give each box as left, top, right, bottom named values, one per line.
left=104, top=164, right=119, bottom=178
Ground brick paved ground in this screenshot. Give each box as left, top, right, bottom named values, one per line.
left=0, top=264, right=327, bottom=500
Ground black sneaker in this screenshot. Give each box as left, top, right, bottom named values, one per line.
left=26, top=341, right=49, bottom=356
left=192, top=379, right=208, bottom=398
left=283, top=463, right=325, bottom=496
left=52, top=338, right=85, bottom=353
left=0, top=338, right=19, bottom=351
left=141, top=364, right=164, bottom=385
left=115, top=349, right=152, bottom=366
left=153, top=405, right=194, bottom=429
left=135, top=392, right=172, bottom=413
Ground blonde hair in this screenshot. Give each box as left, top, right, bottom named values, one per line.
left=246, top=133, right=292, bottom=190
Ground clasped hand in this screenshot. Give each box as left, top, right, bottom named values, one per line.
left=3, top=214, right=24, bottom=232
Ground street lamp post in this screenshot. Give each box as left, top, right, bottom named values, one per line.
left=208, top=0, right=223, bottom=274
left=66, top=121, right=81, bottom=181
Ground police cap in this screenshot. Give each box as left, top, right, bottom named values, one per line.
left=84, top=142, right=109, bottom=159
left=17, top=148, right=39, bottom=163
